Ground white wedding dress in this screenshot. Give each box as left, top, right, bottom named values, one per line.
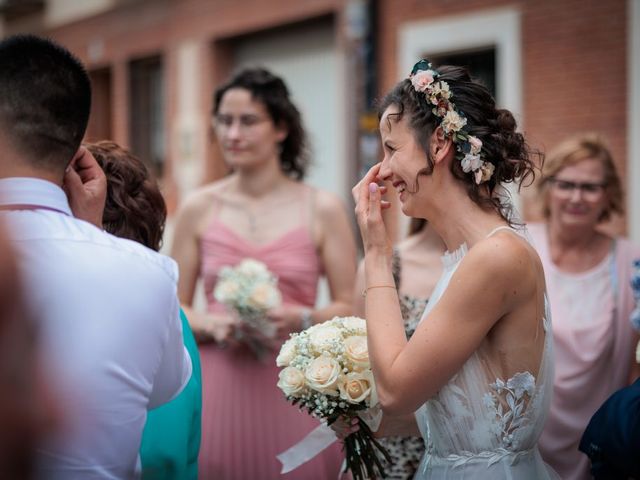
left=413, top=228, right=560, bottom=479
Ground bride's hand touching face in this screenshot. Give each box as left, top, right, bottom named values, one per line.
left=352, top=163, right=391, bottom=255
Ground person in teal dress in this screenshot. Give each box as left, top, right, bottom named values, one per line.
left=86, top=141, right=202, bottom=479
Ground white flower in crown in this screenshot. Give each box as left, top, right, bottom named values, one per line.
left=474, top=162, right=495, bottom=184
left=410, top=69, right=436, bottom=92
left=430, top=81, right=451, bottom=100
left=461, top=153, right=483, bottom=173
left=468, top=135, right=483, bottom=155
left=441, top=109, right=467, bottom=134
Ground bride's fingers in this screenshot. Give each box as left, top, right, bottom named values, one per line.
left=352, top=163, right=382, bottom=204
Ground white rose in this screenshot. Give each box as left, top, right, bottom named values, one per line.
left=341, top=316, right=367, bottom=334
left=276, top=338, right=297, bottom=367
left=308, top=325, right=342, bottom=352
left=338, top=370, right=374, bottom=404
left=213, top=279, right=241, bottom=304
left=305, top=355, right=341, bottom=395
left=277, top=367, right=306, bottom=397
left=237, top=259, right=271, bottom=279
left=246, top=283, right=281, bottom=310
left=343, top=335, right=369, bottom=370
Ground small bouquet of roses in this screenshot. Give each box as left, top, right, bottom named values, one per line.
left=276, top=316, right=390, bottom=480
left=214, top=259, right=282, bottom=356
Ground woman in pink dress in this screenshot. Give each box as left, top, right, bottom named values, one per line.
left=529, top=134, right=640, bottom=480
left=171, top=68, right=356, bottom=478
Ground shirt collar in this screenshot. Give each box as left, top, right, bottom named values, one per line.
left=0, top=177, right=72, bottom=216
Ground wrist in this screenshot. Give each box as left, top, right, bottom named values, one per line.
left=300, top=308, right=313, bottom=331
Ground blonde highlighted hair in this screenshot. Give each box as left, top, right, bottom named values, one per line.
left=538, top=133, right=624, bottom=222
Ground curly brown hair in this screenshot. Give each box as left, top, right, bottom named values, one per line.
left=379, top=65, right=542, bottom=225
left=213, top=67, right=310, bottom=180
left=86, top=141, right=167, bottom=251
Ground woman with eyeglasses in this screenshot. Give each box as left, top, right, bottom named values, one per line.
left=529, top=134, right=640, bottom=480
left=170, top=67, right=354, bottom=478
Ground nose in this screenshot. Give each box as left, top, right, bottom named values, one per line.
left=569, top=185, right=584, bottom=202
left=377, top=154, right=393, bottom=181
left=226, top=120, right=242, bottom=140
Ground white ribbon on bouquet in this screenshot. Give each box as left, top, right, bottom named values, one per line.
left=276, top=405, right=383, bottom=474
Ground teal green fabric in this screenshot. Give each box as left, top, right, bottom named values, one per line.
left=140, top=309, right=202, bottom=480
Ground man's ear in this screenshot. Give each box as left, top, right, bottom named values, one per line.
left=431, top=126, right=454, bottom=164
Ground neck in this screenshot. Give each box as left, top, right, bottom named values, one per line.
left=0, top=146, right=64, bottom=185
left=411, top=224, right=446, bottom=252
left=233, top=158, right=289, bottom=198
left=423, top=180, right=505, bottom=252
left=546, top=219, right=600, bottom=250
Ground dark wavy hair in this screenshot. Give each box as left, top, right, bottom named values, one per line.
left=87, top=141, right=167, bottom=252
left=379, top=65, right=541, bottom=225
left=0, top=34, right=91, bottom=173
left=213, top=67, right=310, bottom=180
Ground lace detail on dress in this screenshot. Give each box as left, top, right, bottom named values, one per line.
left=482, top=372, right=536, bottom=449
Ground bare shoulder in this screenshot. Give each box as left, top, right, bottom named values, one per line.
left=174, top=179, right=229, bottom=231
left=462, top=231, right=540, bottom=288
left=312, top=187, right=348, bottom=219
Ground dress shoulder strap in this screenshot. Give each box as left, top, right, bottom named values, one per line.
left=485, top=225, right=518, bottom=238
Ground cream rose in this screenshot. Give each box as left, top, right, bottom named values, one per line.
left=237, top=258, right=271, bottom=280
left=276, top=339, right=297, bottom=367
left=308, top=325, right=342, bottom=352
left=305, top=355, right=341, bottom=395
left=277, top=366, right=306, bottom=397
left=343, top=335, right=369, bottom=370
left=474, top=162, right=495, bottom=184
left=341, top=316, right=367, bottom=333
left=441, top=110, right=467, bottom=134
left=338, top=370, right=374, bottom=404
left=246, top=283, right=281, bottom=310
left=213, top=279, right=241, bottom=303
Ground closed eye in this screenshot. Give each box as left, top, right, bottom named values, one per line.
left=384, top=142, right=396, bottom=152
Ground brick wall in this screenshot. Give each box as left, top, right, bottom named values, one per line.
left=377, top=0, right=628, bottom=231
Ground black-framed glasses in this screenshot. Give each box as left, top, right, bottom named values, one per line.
left=548, top=178, right=607, bottom=200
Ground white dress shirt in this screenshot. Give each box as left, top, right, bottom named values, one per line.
left=0, top=177, right=192, bottom=479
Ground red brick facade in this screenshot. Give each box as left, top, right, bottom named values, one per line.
left=1, top=0, right=632, bottom=231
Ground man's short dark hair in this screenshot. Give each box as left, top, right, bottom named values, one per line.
left=0, top=34, right=91, bottom=172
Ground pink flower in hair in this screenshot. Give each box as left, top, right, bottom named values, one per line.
left=468, top=136, right=483, bottom=155
left=411, top=70, right=435, bottom=92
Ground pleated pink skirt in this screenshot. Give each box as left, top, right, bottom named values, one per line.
left=198, top=342, right=343, bottom=479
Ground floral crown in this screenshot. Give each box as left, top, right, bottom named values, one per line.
left=409, top=59, right=494, bottom=184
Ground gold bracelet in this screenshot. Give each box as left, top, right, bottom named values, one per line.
left=362, top=284, right=396, bottom=298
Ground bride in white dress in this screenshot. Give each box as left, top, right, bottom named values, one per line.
left=350, top=60, right=560, bottom=479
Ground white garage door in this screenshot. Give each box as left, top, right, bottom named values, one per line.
left=233, top=18, right=349, bottom=202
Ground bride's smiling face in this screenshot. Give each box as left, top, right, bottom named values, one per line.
left=378, top=104, right=431, bottom=217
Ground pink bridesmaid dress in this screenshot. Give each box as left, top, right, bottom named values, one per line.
left=197, top=197, right=343, bottom=479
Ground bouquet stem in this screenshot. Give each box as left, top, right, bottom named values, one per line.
left=342, top=417, right=392, bottom=480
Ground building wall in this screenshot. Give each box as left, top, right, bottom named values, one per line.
left=378, top=0, right=629, bottom=232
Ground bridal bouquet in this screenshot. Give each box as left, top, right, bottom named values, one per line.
left=276, top=316, right=390, bottom=480
left=214, top=259, right=282, bottom=352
